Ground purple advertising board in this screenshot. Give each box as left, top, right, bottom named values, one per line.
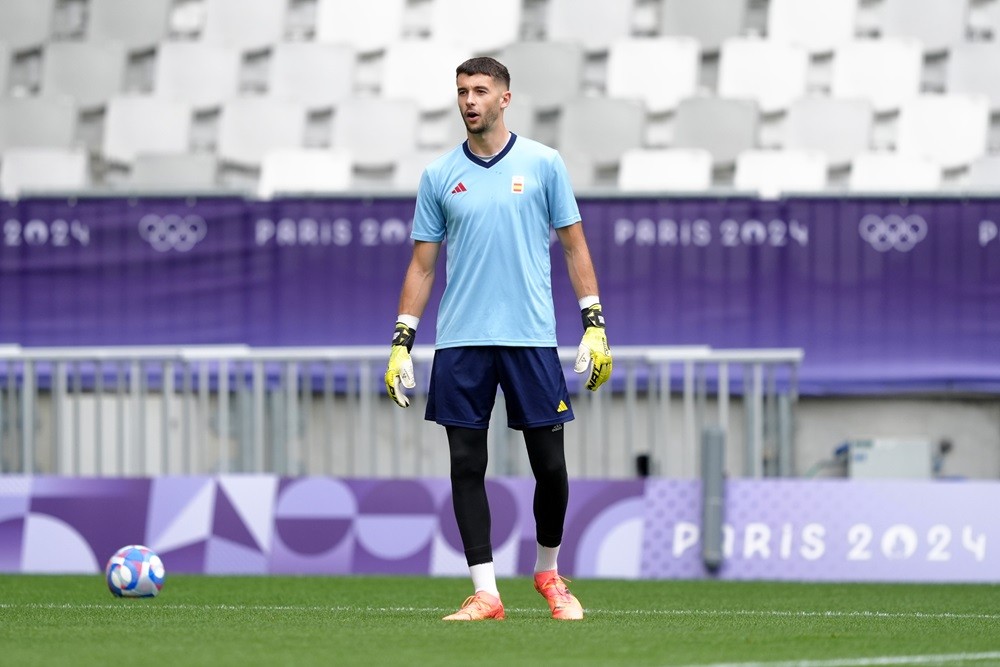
left=1, top=195, right=999, bottom=394
left=1, top=476, right=996, bottom=582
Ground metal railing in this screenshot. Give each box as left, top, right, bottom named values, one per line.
left=0, top=345, right=802, bottom=478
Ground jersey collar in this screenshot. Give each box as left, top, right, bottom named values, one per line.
left=462, top=133, right=517, bottom=169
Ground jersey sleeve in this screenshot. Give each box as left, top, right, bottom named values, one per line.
left=546, top=151, right=582, bottom=229
left=411, top=168, right=446, bottom=242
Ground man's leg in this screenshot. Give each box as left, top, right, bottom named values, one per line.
left=442, top=426, right=504, bottom=621
left=524, top=425, right=583, bottom=620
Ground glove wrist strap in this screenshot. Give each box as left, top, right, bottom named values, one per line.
left=392, top=322, right=415, bottom=351
left=581, top=304, right=605, bottom=330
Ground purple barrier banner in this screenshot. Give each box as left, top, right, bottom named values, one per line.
left=2, top=195, right=999, bottom=393
left=1, top=476, right=997, bottom=582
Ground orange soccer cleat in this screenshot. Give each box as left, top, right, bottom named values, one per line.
left=442, top=591, right=506, bottom=621
left=533, top=570, right=584, bottom=620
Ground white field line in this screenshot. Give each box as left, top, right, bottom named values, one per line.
left=685, top=652, right=1000, bottom=667
left=1, top=603, right=1000, bottom=622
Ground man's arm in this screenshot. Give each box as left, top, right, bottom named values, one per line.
left=556, top=222, right=599, bottom=301
left=386, top=240, right=441, bottom=407
left=556, top=222, right=612, bottom=391
left=397, top=240, right=441, bottom=318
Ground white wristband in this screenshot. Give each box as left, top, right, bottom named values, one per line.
left=578, top=295, right=600, bottom=310
left=397, top=314, right=420, bottom=330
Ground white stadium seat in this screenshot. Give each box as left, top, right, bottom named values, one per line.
left=315, top=0, right=406, bottom=54
left=673, top=97, right=760, bottom=167
left=766, top=0, right=858, bottom=54
left=659, top=0, right=747, bottom=53
left=258, top=149, right=353, bottom=198
left=849, top=152, right=942, bottom=192
left=783, top=97, right=873, bottom=168
left=129, top=152, right=220, bottom=191
left=1, top=147, right=88, bottom=198
left=734, top=149, right=829, bottom=199
left=41, top=42, right=127, bottom=110
left=154, top=42, right=241, bottom=110
left=718, top=37, right=810, bottom=114
left=501, top=42, right=584, bottom=112
left=617, top=148, right=713, bottom=192
left=103, top=96, right=191, bottom=164
left=831, top=39, right=924, bottom=113
left=431, top=0, right=521, bottom=53
left=557, top=97, right=645, bottom=167
left=331, top=97, right=420, bottom=168
left=200, top=0, right=287, bottom=52
left=545, top=0, right=632, bottom=53
left=87, top=0, right=171, bottom=52
left=879, top=0, right=968, bottom=54
left=0, top=0, right=55, bottom=51
left=216, top=98, right=308, bottom=166
left=268, top=43, right=356, bottom=110
left=0, top=96, right=78, bottom=151
left=946, top=43, right=1000, bottom=112
left=606, top=37, right=700, bottom=114
left=381, top=41, right=471, bottom=113
left=896, top=94, right=990, bottom=171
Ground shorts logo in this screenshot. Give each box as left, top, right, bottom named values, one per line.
left=858, top=214, right=927, bottom=252
left=511, top=176, right=524, bottom=194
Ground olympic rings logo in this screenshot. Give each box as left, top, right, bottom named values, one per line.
left=858, top=214, right=928, bottom=252
left=138, top=214, right=208, bottom=252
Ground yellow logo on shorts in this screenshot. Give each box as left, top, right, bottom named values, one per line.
left=556, top=400, right=568, bottom=412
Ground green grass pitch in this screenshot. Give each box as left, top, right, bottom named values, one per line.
left=2, top=575, right=999, bottom=666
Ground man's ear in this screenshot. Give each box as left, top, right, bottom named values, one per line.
left=500, top=90, right=511, bottom=109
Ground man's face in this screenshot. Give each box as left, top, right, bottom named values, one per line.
left=456, top=72, right=509, bottom=135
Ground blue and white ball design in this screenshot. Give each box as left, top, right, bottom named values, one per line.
left=105, top=545, right=166, bottom=598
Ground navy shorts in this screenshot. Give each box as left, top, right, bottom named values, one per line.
left=425, top=347, right=574, bottom=430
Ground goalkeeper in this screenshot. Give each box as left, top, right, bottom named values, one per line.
left=385, top=56, right=612, bottom=623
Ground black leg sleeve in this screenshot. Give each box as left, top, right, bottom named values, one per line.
left=446, top=426, right=493, bottom=566
left=524, top=425, right=569, bottom=548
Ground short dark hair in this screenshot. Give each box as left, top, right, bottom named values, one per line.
left=456, top=57, right=510, bottom=89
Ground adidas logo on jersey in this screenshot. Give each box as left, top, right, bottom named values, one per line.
left=451, top=182, right=467, bottom=194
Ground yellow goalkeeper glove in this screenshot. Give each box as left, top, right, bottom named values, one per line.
left=574, top=303, right=612, bottom=391
left=385, top=322, right=416, bottom=407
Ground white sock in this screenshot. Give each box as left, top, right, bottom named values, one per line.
left=534, top=543, right=560, bottom=573
left=470, top=562, right=499, bottom=597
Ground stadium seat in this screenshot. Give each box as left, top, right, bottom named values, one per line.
left=617, top=147, right=713, bottom=192
left=500, top=42, right=584, bottom=112
left=945, top=43, right=1000, bottom=112
left=504, top=92, right=537, bottom=140
left=258, top=149, right=353, bottom=198
left=766, top=0, right=858, bottom=54
left=129, top=152, right=220, bottom=191
left=848, top=151, right=942, bottom=192
left=718, top=37, right=809, bottom=114
left=0, top=0, right=55, bottom=51
left=896, top=94, right=990, bottom=170
left=0, top=96, right=78, bottom=151
left=606, top=37, right=700, bottom=114
left=545, top=0, right=633, bottom=53
left=86, top=0, right=171, bottom=52
left=830, top=38, right=924, bottom=113
left=733, top=149, right=828, bottom=198
left=964, top=155, right=1000, bottom=190
left=102, top=96, right=191, bottom=164
left=217, top=98, right=308, bottom=166
left=879, top=0, right=968, bottom=54
left=315, top=0, right=407, bottom=53
left=431, top=0, right=521, bottom=53
left=153, top=42, right=242, bottom=110
left=200, top=0, right=288, bottom=52
left=392, top=148, right=448, bottom=192
left=0, top=147, right=88, bottom=198
left=40, top=42, right=127, bottom=110
left=672, top=97, right=759, bottom=167
left=556, top=97, right=644, bottom=167
left=0, top=42, right=10, bottom=94
left=331, top=97, right=419, bottom=168
left=381, top=42, right=472, bottom=113
left=969, top=0, right=1000, bottom=40
left=659, top=0, right=747, bottom=53
left=268, top=43, right=356, bottom=110
left=783, top=97, right=873, bottom=168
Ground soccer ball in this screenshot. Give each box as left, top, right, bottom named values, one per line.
left=105, top=545, right=166, bottom=598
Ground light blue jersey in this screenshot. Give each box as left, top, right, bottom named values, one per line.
left=412, top=134, right=581, bottom=349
